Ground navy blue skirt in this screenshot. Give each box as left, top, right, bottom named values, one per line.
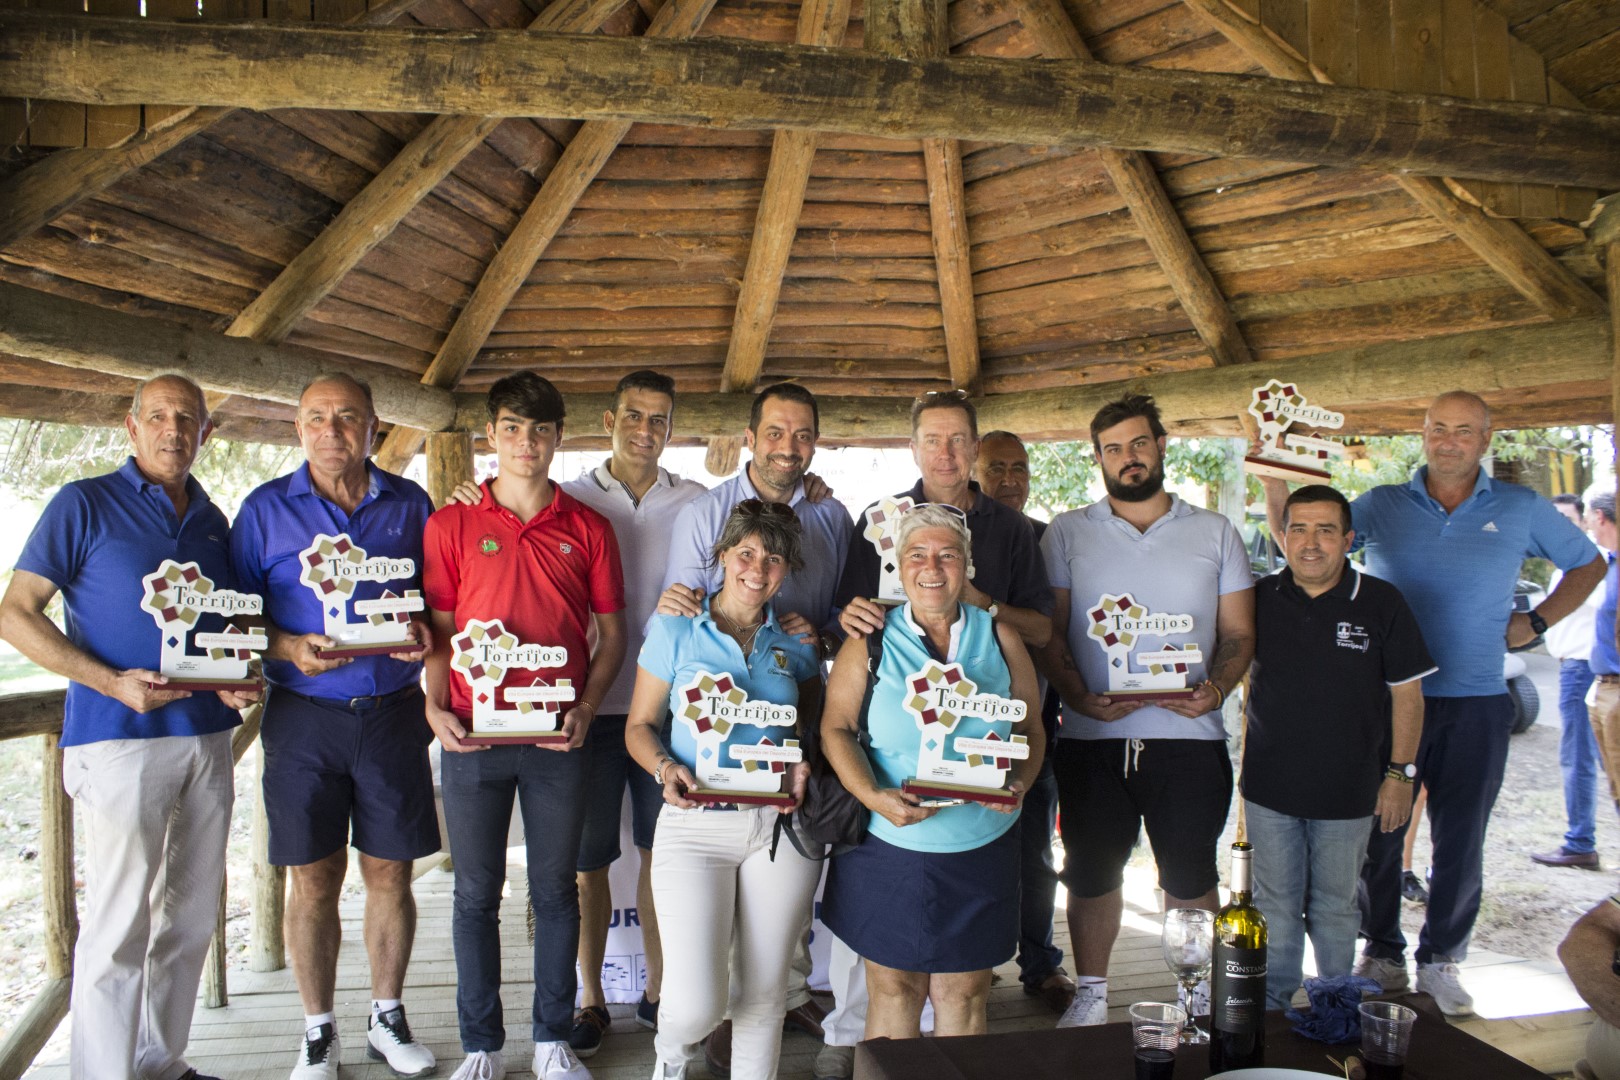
left=821, top=825, right=1019, bottom=973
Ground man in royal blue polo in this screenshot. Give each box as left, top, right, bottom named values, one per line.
left=231, top=373, right=439, bottom=1079
left=1263, top=390, right=1604, bottom=1016
left=0, top=373, right=255, bottom=1080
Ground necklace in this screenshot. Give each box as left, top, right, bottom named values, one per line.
left=713, top=597, right=766, bottom=656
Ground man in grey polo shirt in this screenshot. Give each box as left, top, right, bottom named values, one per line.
left=656, top=381, right=854, bottom=1077
left=1040, top=393, right=1255, bottom=1028
left=560, top=370, right=709, bottom=1056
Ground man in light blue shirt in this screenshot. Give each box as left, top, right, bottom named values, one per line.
left=1263, top=390, right=1604, bottom=1017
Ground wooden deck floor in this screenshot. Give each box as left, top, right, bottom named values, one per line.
left=23, top=858, right=1595, bottom=1078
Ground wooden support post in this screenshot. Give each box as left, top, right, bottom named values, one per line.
left=705, top=435, right=742, bottom=478
left=1592, top=198, right=1620, bottom=485
left=250, top=742, right=286, bottom=972
left=425, top=431, right=475, bottom=508
left=41, top=734, right=75, bottom=983
left=201, top=870, right=229, bottom=1008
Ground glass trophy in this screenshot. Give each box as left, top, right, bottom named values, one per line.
left=450, top=618, right=573, bottom=745
left=1085, top=592, right=1204, bottom=703
left=140, top=559, right=267, bottom=692
left=899, top=659, right=1028, bottom=806
left=1244, top=378, right=1346, bottom=482
left=673, top=671, right=801, bottom=806
left=298, top=533, right=424, bottom=658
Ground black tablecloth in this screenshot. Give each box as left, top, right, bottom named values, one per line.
left=854, top=1002, right=1542, bottom=1079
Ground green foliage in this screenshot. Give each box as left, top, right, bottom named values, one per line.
left=1027, top=437, right=1239, bottom=517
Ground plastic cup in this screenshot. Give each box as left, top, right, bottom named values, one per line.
left=1359, top=1000, right=1417, bottom=1079
left=1130, top=1002, right=1186, bottom=1080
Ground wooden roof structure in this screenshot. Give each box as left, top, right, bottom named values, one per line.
left=1, top=0, right=1618, bottom=456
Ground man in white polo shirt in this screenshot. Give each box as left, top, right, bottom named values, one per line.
left=1039, top=393, right=1255, bottom=1028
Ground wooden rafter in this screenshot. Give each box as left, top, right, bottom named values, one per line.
left=371, top=0, right=722, bottom=471
left=5, top=281, right=1612, bottom=441
left=7, top=13, right=1620, bottom=189
left=719, top=0, right=853, bottom=394
left=867, top=0, right=981, bottom=388
left=227, top=0, right=628, bottom=346
left=0, top=0, right=430, bottom=252
left=1020, top=0, right=1252, bottom=367
left=1181, top=0, right=1607, bottom=319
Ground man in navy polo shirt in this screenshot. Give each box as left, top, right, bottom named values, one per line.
left=231, top=373, right=439, bottom=1079
left=1263, top=390, right=1604, bottom=1016
left=0, top=373, right=255, bottom=1080
left=1244, top=485, right=1434, bottom=1009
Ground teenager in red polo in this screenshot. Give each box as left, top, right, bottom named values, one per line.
left=423, top=372, right=627, bottom=1080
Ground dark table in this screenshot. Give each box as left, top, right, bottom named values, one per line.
left=855, top=1004, right=1544, bottom=1079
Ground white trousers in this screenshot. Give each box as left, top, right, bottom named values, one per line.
left=652, top=806, right=820, bottom=1080
left=63, top=731, right=234, bottom=1080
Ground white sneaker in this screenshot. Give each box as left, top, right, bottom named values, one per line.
left=1352, top=954, right=1411, bottom=993
left=533, top=1040, right=592, bottom=1080
left=367, top=1006, right=436, bottom=1078
left=448, top=1050, right=505, bottom=1080
left=1416, top=961, right=1475, bottom=1016
left=291, top=1023, right=339, bottom=1080
left=650, top=1063, right=687, bottom=1080
left=1055, top=984, right=1108, bottom=1028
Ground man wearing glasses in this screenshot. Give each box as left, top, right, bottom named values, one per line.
left=818, top=394, right=1053, bottom=1079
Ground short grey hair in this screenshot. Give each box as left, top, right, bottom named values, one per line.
left=896, top=503, right=972, bottom=561
left=130, top=373, right=209, bottom=424
left=300, top=372, right=375, bottom=417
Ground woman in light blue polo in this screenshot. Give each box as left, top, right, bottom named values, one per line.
left=820, top=503, right=1043, bottom=1040
left=627, top=499, right=823, bottom=1080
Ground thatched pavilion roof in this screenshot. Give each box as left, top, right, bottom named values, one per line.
left=0, top=0, right=1616, bottom=457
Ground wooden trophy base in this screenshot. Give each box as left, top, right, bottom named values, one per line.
left=462, top=731, right=571, bottom=746
left=315, top=640, right=419, bottom=659
left=1106, top=686, right=1201, bottom=703
left=686, top=787, right=796, bottom=807
left=1243, top=455, right=1332, bottom=484
left=146, top=676, right=264, bottom=693
left=903, top=778, right=1018, bottom=807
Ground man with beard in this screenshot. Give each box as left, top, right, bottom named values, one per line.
left=657, top=381, right=854, bottom=1077
left=1038, top=394, right=1255, bottom=1028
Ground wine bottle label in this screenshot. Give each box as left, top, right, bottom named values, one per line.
left=1212, top=945, right=1267, bottom=1033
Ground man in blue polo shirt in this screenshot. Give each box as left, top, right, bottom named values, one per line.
left=1263, top=390, right=1604, bottom=1016
left=0, top=373, right=254, bottom=1080
left=231, top=373, right=439, bottom=1079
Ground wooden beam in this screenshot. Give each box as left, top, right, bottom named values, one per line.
left=1181, top=0, right=1606, bottom=320
left=0, top=283, right=461, bottom=431
left=7, top=13, right=1620, bottom=189
left=719, top=0, right=852, bottom=394
left=0, top=0, right=432, bottom=252
left=1020, top=0, right=1252, bottom=367
left=1594, top=197, right=1620, bottom=486
left=425, top=430, right=475, bottom=507
left=226, top=0, right=626, bottom=345
left=372, top=0, right=723, bottom=472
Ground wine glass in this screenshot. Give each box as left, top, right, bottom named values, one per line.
left=1161, top=907, right=1214, bottom=1044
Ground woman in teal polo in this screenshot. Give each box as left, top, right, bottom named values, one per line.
left=820, top=502, right=1044, bottom=1040
left=627, top=500, right=823, bottom=1080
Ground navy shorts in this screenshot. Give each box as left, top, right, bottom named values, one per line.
left=822, top=826, right=1019, bottom=973
left=1053, top=737, right=1233, bottom=900
left=576, top=714, right=665, bottom=872
left=261, top=684, right=440, bottom=867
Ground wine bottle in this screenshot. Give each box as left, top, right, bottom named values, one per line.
left=1210, top=840, right=1268, bottom=1072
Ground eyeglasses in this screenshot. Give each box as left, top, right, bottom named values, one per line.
left=732, top=498, right=798, bottom=521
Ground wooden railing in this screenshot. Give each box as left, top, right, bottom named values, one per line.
left=0, top=691, right=285, bottom=1080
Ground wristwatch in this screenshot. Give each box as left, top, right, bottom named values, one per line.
left=1386, top=761, right=1417, bottom=783
left=1528, top=609, right=1549, bottom=635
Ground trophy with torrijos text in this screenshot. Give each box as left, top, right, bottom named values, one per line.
left=1243, top=379, right=1346, bottom=483
left=299, top=533, right=424, bottom=658
left=899, top=660, right=1028, bottom=807
left=450, top=618, right=573, bottom=746
left=673, top=670, right=801, bottom=806
left=141, top=559, right=267, bottom=692
left=1085, top=592, right=1203, bottom=703
left=862, top=495, right=917, bottom=605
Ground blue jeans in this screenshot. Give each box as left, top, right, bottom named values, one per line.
left=1016, top=759, right=1065, bottom=988
left=1359, top=694, right=1513, bottom=965
left=1244, top=800, right=1373, bottom=1009
left=441, top=745, right=589, bottom=1051
left=1559, top=658, right=1600, bottom=853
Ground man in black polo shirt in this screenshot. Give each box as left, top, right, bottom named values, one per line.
left=1244, top=485, right=1435, bottom=1009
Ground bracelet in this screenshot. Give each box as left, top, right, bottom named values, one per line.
left=653, top=754, right=674, bottom=785
left=1200, top=679, right=1226, bottom=708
